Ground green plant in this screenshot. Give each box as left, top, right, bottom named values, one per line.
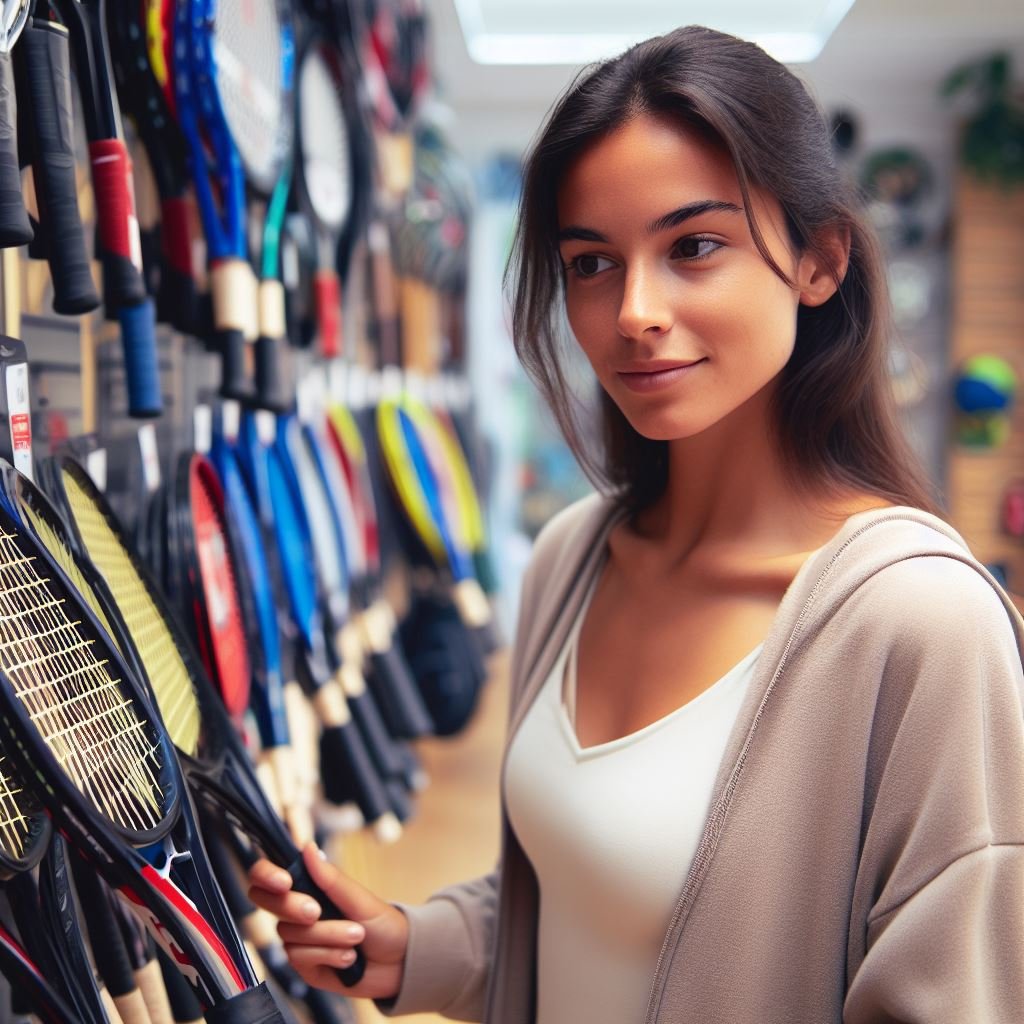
left=942, top=53, right=1024, bottom=187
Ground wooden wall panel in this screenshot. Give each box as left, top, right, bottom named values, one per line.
left=946, top=177, right=1024, bottom=595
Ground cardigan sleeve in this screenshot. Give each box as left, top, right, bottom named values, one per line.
left=843, top=556, right=1024, bottom=1023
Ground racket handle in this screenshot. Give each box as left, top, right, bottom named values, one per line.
left=255, top=280, right=291, bottom=412
left=367, top=641, right=436, bottom=738
left=203, top=981, right=286, bottom=1024
left=118, top=298, right=163, bottom=418
left=286, top=858, right=367, bottom=988
left=157, top=196, right=198, bottom=334
left=219, top=327, right=252, bottom=401
left=90, top=137, right=147, bottom=307
left=157, top=948, right=203, bottom=1024
left=314, top=269, right=342, bottom=359
left=0, top=53, right=31, bottom=247
left=16, top=20, right=99, bottom=312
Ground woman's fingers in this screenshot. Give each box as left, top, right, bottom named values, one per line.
left=282, top=945, right=403, bottom=999
left=276, top=918, right=365, bottom=947
left=249, top=857, right=293, bottom=894
left=248, top=883, right=325, bottom=924
left=300, top=842, right=388, bottom=923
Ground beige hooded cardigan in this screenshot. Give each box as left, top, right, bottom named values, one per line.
left=383, top=496, right=1024, bottom=1023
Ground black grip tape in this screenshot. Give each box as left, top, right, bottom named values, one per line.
left=348, top=690, right=405, bottom=779
left=0, top=53, right=31, bottom=247
left=319, top=719, right=393, bottom=824
left=218, top=328, right=253, bottom=401
left=255, top=334, right=292, bottom=413
left=16, top=21, right=98, bottom=312
left=286, top=858, right=367, bottom=987
left=368, top=642, right=436, bottom=738
left=203, top=982, right=287, bottom=1024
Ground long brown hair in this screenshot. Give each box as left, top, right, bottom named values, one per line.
left=506, top=25, right=942, bottom=517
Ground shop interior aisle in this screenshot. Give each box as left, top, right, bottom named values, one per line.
left=337, top=651, right=510, bottom=1024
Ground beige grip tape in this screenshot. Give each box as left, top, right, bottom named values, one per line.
left=336, top=663, right=366, bottom=699
left=265, top=744, right=297, bottom=815
left=134, top=960, right=175, bottom=1024
left=258, top=279, right=286, bottom=339
left=314, top=681, right=351, bottom=727
left=453, top=578, right=493, bottom=630
left=210, top=260, right=256, bottom=334
left=113, top=991, right=151, bottom=1024
left=254, top=759, right=284, bottom=817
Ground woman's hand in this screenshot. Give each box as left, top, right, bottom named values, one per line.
left=248, top=843, right=410, bottom=999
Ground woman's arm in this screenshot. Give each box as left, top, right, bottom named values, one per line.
left=843, top=557, right=1024, bottom=1022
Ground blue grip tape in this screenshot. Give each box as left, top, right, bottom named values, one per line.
left=118, top=299, right=163, bottom=419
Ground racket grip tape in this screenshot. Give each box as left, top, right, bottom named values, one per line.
left=219, top=328, right=252, bottom=401
left=0, top=53, right=32, bottom=247
left=90, top=137, right=147, bottom=307
left=286, top=859, right=367, bottom=987
left=368, top=642, right=436, bottom=738
left=119, top=299, right=163, bottom=418
left=16, top=20, right=98, bottom=312
left=314, top=270, right=342, bottom=359
left=157, top=196, right=198, bottom=334
left=202, top=981, right=287, bottom=1024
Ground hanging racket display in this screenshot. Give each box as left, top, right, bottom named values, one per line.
left=50, top=0, right=162, bottom=418
left=40, top=454, right=370, bottom=988
left=0, top=463, right=290, bottom=1018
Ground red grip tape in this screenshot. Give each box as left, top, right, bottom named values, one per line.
left=89, top=139, right=142, bottom=271
left=160, top=197, right=194, bottom=275
left=315, top=271, right=343, bottom=359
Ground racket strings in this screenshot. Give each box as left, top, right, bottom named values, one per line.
left=213, top=0, right=288, bottom=189
left=0, top=756, right=33, bottom=859
left=0, top=531, right=163, bottom=833
left=19, top=501, right=118, bottom=648
left=299, top=48, right=351, bottom=229
left=62, top=473, right=202, bottom=757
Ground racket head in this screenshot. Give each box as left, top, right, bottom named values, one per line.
left=0, top=482, right=179, bottom=848
left=0, top=747, right=48, bottom=876
left=327, top=402, right=380, bottom=572
left=210, top=0, right=294, bottom=195
left=175, top=452, right=252, bottom=724
left=295, top=34, right=353, bottom=236
left=42, top=456, right=204, bottom=759
left=376, top=398, right=444, bottom=562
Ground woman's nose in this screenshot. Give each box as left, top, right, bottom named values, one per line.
left=616, top=265, right=673, bottom=340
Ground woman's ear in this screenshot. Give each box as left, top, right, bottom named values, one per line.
left=796, top=224, right=851, bottom=308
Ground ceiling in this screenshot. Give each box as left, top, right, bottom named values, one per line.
left=426, top=0, right=1024, bottom=168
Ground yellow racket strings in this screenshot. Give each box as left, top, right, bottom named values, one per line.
left=62, top=471, right=202, bottom=758
left=0, top=755, right=33, bottom=859
left=0, top=529, right=163, bottom=831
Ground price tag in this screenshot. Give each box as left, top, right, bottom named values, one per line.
left=5, top=361, right=32, bottom=480
left=85, top=448, right=107, bottom=492
left=138, top=423, right=161, bottom=494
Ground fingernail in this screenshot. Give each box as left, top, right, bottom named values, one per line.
left=345, top=923, right=365, bottom=943
left=269, top=869, right=291, bottom=890
left=317, top=847, right=328, bottom=861
left=300, top=900, right=321, bottom=922
left=340, top=950, right=356, bottom=966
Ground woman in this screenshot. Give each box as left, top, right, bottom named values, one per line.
left=249, top=26, right=1024, bottom=1023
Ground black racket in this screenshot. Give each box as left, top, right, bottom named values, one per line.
left=40, top=455, right=370, bottom=988
left=50, top=0, right=162, bottom=417
left=0, top=464, right=288, bottom=1020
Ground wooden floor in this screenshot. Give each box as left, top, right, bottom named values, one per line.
left=333, top=651, right=509, bottom=1024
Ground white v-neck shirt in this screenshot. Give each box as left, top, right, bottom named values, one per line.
left=504, top=589, right=763, bottom=1024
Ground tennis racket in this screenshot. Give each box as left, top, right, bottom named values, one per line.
left=0, top=0, right=32, bottom=247
left=294, top=31, right=358, bottom=361
left=210, top=0, right=297, bottom=411
left=242, top=415, right=401, bottom=842
left=106, top=3, right=198, bottom=336
left=13, top=5, right=99, bottom=315
left=37, top=454, right=371, bottom=988
left=0, top=464, right=292, bottom=1019
left=50, top=0, right=162, bottom=418
left=283, top=408, right=418, bottom=811
left=174, top=0, right=252, bottom=396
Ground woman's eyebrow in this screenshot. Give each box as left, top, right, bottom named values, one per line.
left=558, top=199, right=743, bottom=243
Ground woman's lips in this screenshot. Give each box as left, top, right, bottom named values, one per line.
left=617, top=359, right=706, bottom=393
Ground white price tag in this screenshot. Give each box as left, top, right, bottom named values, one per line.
left=138, top=423, right=161, bottom=494
left=5, top=362, right=32, bottom=480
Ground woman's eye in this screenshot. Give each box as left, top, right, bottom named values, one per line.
left=672, top=237, right=721, bottom=261
left=565, top=253, right=616, bottom=278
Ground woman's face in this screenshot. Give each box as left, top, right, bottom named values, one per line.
left=557, top=113, right=821, bottom=443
